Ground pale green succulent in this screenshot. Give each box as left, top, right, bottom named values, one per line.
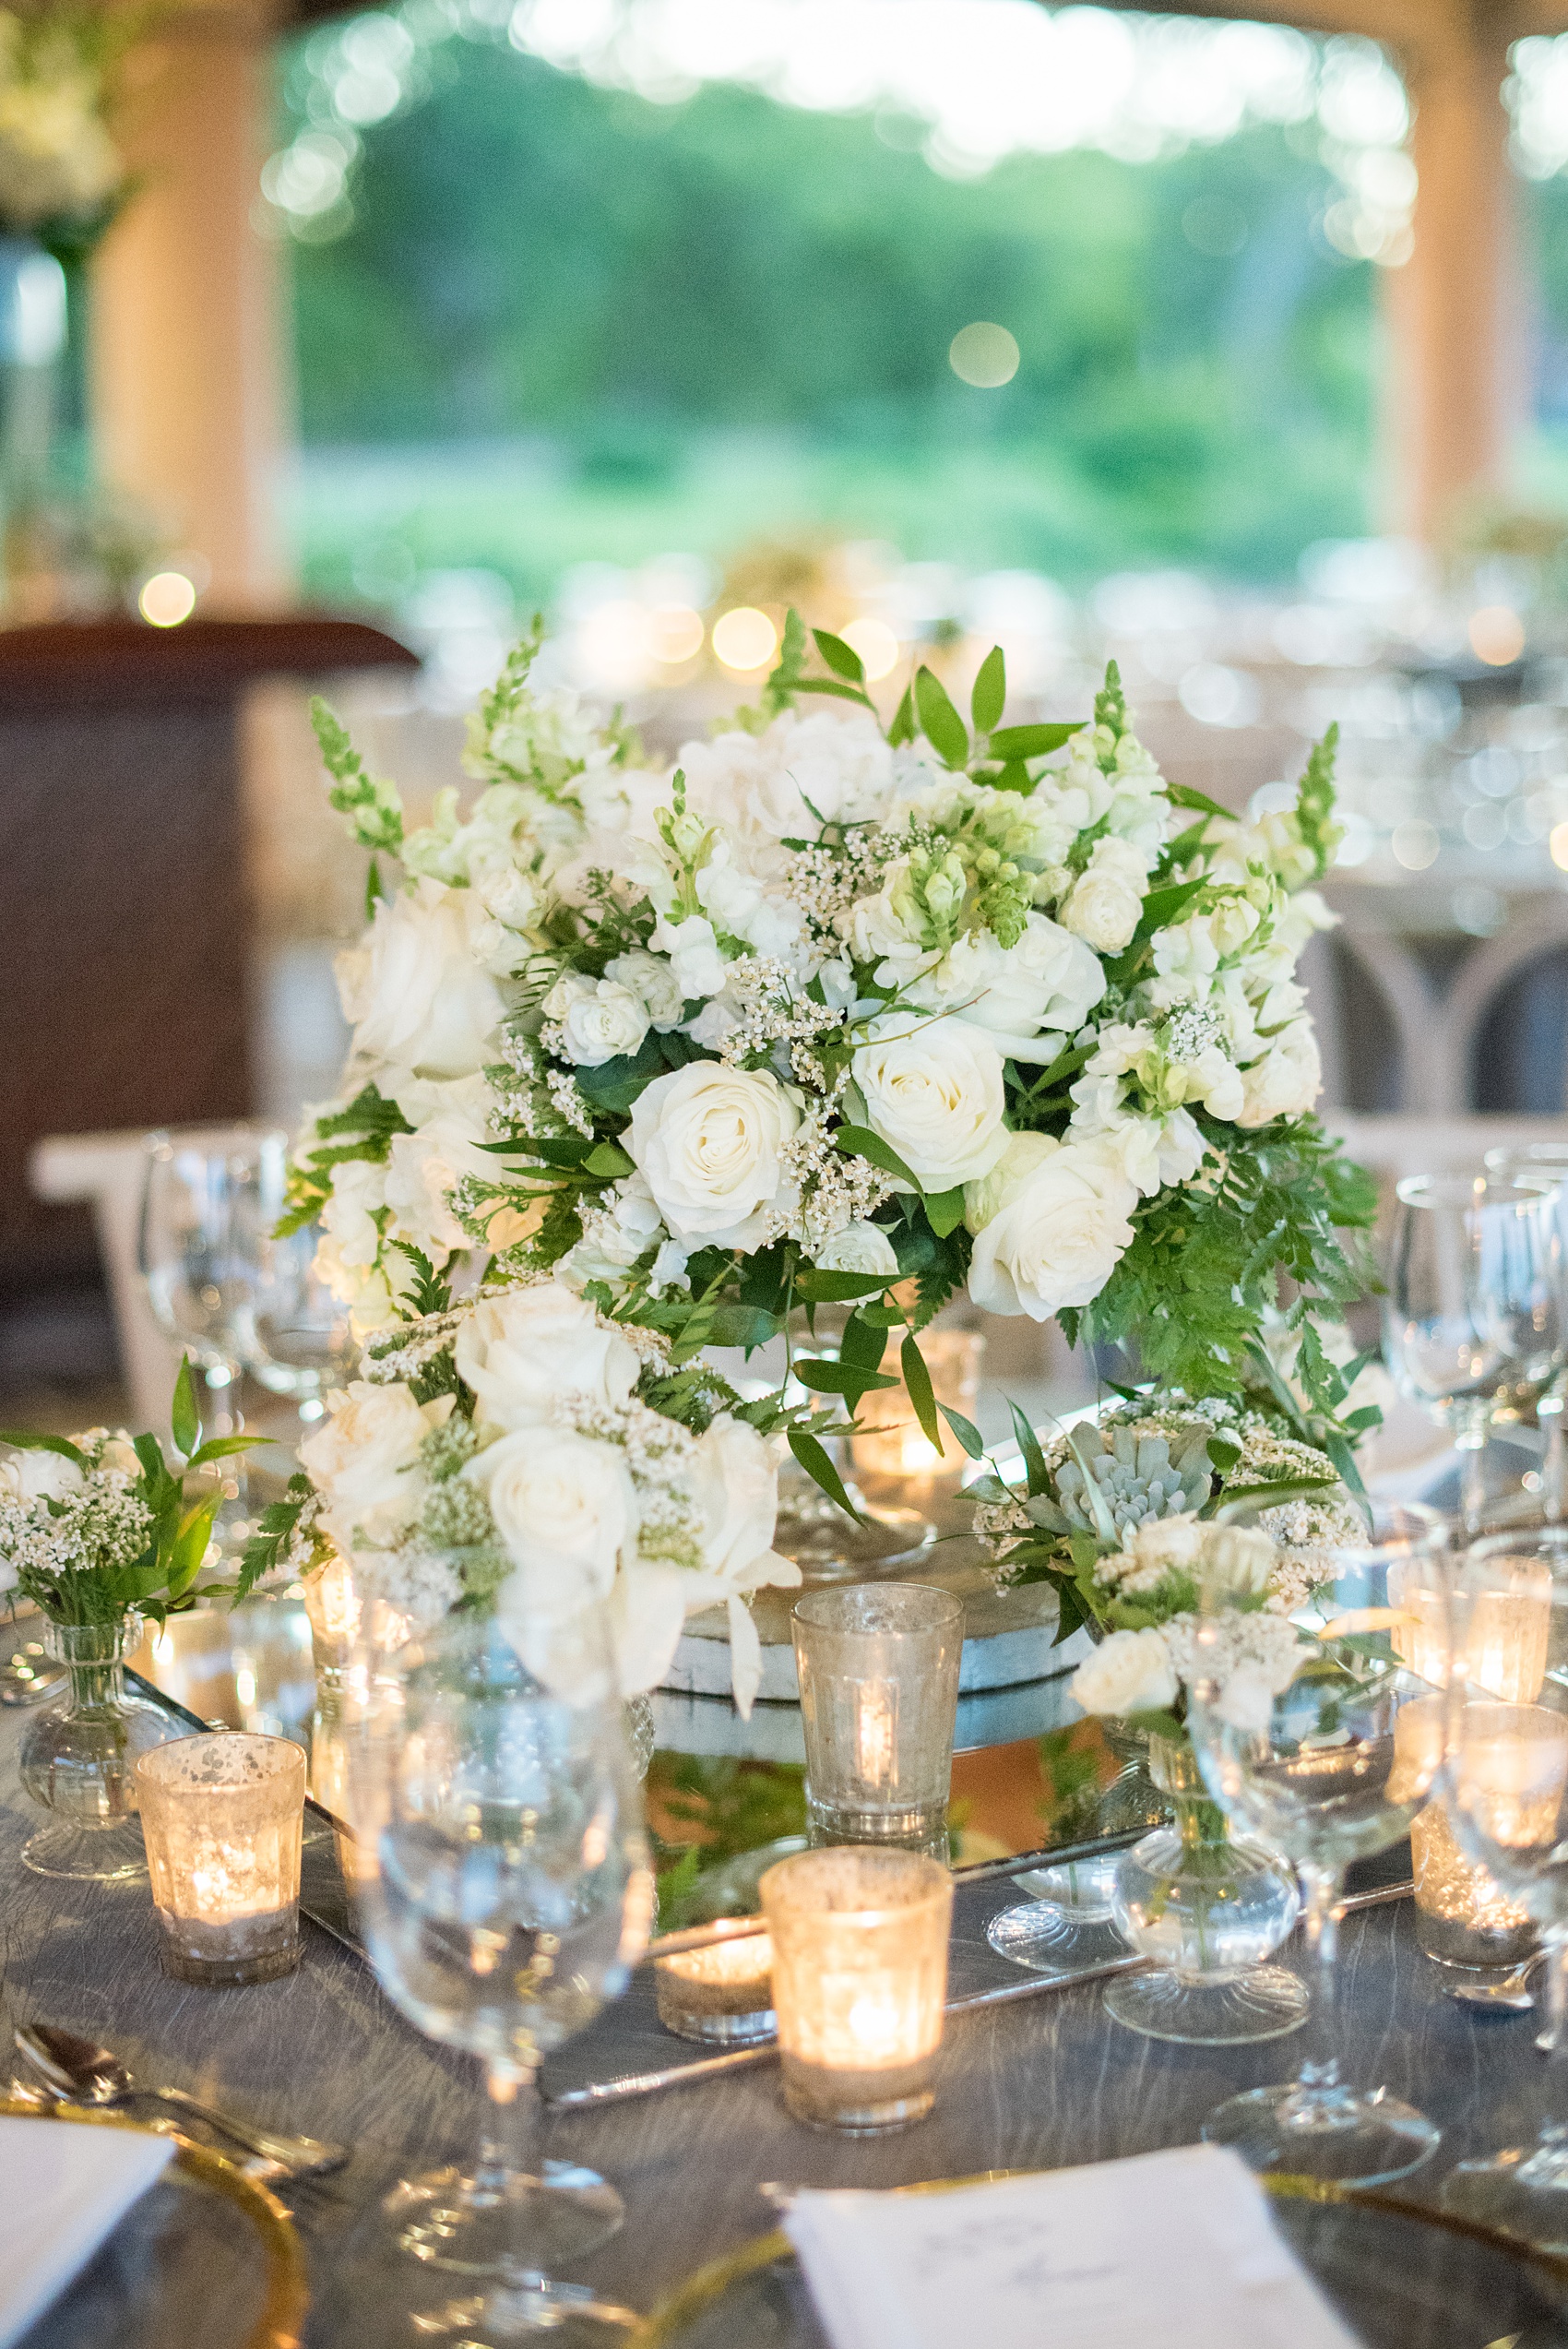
left=1042, top=1424, right=1214, bottom=1540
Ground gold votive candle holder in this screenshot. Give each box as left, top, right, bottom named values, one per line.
left=758, top=1846, right=953, bottom=2134
left=793, top=1584, right=963, bottom=1858
left=1395, top=1699, right=1538, bottom=1972
left=137, top=1733, right=307, bottom=1985
left=654, top=1924, right=776, bottom=2045
left=850, top=1329, right=984, bottom=1489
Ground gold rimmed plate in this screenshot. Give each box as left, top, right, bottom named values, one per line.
left=632, top=2169, right=1568, bottom=2349
left=0, top=2095, right=309, bottom=2349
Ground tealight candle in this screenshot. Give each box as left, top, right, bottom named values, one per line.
left=137, top=1733, right=307, bottom=1985
left=1391, top=1555, right=1551, bottom=1702
left=850, top=1330, right=984, bottom=1490
left=1395, top=1697, right=1564, bottom=1972
left=759, top=1847, right=952, bottom=2134
left=655, top=1924, right=776, bottom=2044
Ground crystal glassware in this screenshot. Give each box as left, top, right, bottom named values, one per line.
left=1435, top=1526, right=1568, bottom=2247
left=1188, top=1503, right=1447, bottom=2186
left=1384, top=1172, right=1568, bottom=1532
left=1100, top=1731, right=1304, bottom=2045
left=792, top=1583, right=962, bottom=1858
left=137, top=1732, right=307, bottom=1985
left=759, top=1846, right=952, bottom=2133
left=139, top=1126, right=284, bottom=1547
left=18, top=1615, right=184, bottom=1880
left=1486, top=1143, right=1568, bottom=1522
left=233, top=1131, right=354, bottom=1443
left=345, top=1607, right=653, bottom=2342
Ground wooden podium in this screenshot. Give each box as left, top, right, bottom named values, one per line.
left=0, top=615, right=418, bottom=1364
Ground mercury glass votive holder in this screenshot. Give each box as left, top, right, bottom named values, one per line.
left=850, top=1329, right=985, bottom=1491
left=759, top=1847, right=953, bottom=2134
left=654, top=1925, right=776, bottom=2045
left=793, top=1584, right=962, bottom=1858
left=1396, top=1695, right=1562, bottom=1972
left=136, top=1733, right=307, bottom=1985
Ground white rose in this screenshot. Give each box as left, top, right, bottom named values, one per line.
left=552, top=976, right=651, bottom=1067
left=627, top=1062, right=802, bottom=1249
left=1208, top=898, right=1261, bottom=956
left=606, top=948, right=685, bottom=1031
left=478, top=864, right=542, bottom=934
left=690, top=1414, right=788, bottom=1594
left=482, top=1427, right=636, bottom=1698
left=340, top=879, right=504, bottom=1082
left=300, top=1380, right=448, bottom=1552
left=963, top=1127, right=1056, bottom=1234
left=648, top=913, right=726, bottom=1000
left=1061, top=837, right=1148, bottom=954
left=321, top=1155, right=386, bottom=1271
left=0, top=1448, right=85, bottom=1503
left=968, top=1139, right=1138, bottom=1321
left=852, top=1015, right=1008, bottom=1189
left=455, top=1284, right=641, bottom=1432
left=1204, top=1524, right=1278, bottom=1596
left=1072, top=1627, right=1179, bottom=1717
left=1237, top=1021, right=1322, bottom=1127
left=383, top=1110, right=496, bottom=1259
left=812, top=1219, right=900, bottom=1277
left=955, top=913, right=1106, bottom=1058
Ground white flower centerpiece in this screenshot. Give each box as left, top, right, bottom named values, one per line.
left=265, top=614, right=1375, bottom=1706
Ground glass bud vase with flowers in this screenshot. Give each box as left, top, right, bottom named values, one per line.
left=0, top=1358, right=262, bottom=1879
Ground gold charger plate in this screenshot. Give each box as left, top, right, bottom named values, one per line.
left=633, top=2169, right=1568, bottom=2348
left=0, top=2095, right=308, bottom=2349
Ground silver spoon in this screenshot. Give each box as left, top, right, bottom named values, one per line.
left=14, top=2023, right=348, bottom=2176
left=1445, top=1950, right=1548, bottom=2012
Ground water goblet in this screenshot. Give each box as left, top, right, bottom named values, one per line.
left=1384, top=1173, right=1568, bottom=1532
left=347, top=1607, right=653, bottom=2341
left=1188, top=1503, right=1447, bottom=2186
left=232, top=1135, right=354, bottom=1446
left=1485, top=1144, right=1568, bottom=1521
left=139, top=1126, right=283, bottom=1545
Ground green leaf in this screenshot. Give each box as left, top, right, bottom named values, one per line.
left=184, top=1435, right=265, bottom=1471
left=792, top=1269, right=893, bottom=1304
left=1134, top=876, right=1206, bottom=938
left=793, top=1358, right=899, bottom=1399
left=813, top=627, right=865, bottom=685
left=1165, top=781, right=1232, bottom=821
left=0, top=1431, right=89, bottom=1467
left=364, top=855, right=385, bottom=923
left=1008, top=1400, right=1051, bottom=1498
left=165, top=1496, right=219, bottom=1599
left=1123, top=1709, right=1189, bottom=1746
left=900, top=1333, right=944, bottom=1454
left=922, top=1186, right=967, bottom=1239
left=938, top=1403, right=985, bottom=1460
left=988, top=721, right=1079, bottom=758
left=990, top=759, right=1032, bottom=796
left=788, top=1429, right=866, bottom=1525
left=887, top=682, right=917, bottom=747
left=704, top=1305, right=778, bottom=1351
left=914, top=666, right=969, bottom=769
left=840, top=1314, right=889, bottom=1375
left=793, top=677, right=874, bottom=709
left=133, top=1432, right=167, bottom=1490
left=970, top=645, right=1005, bottom=735
left=833, top=1124, right=921, bottom=1191
left=1205, top=1434, right=1242, bottom=1473
left=171, top=1355, right=200, bottom=1462
left=1210, top=1475, right=1339, bottom=1523
left=585, top=1141, right=636, bottom=1179
left=575, top=1030, right=668, bottom=1115
left=1054, top=1577, right=1090, bottom=1646
left=1062, top=1423, right=1119, bottom=1544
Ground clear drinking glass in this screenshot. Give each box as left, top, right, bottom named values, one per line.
left=232, top=1131, right=354, bottom=1440
left=1188, top=1503, right=1447, bottom=2186
left=347, top=1607, right=654, bottom=2342
left=792, top=1584, right=962, bottom=1858
left=1486, top=1144, right=1568, bottom=1522
left=1384, top=1172, right=1568, bottom=1532
left=139, top=1126, right=284, bottom=1544
left=1437, top=1526, right=1568, bottom=2247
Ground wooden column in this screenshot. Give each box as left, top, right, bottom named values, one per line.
left=1382, top=21, right=1525, bottom=540
left=88, top=0, right=292, bottom=609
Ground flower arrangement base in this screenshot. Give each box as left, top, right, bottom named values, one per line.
left=1102, top=1733, right=1305, bottom=2047
left=20, top=1821, right=148, bottom=1884
left=987, top=1852, right=1127, bottom=1974
left=769, top=1459, right=936, bottom=1586
left=18, top=1618, right=184, bottom=1882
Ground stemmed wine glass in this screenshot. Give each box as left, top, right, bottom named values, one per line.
left=1485, top=1144, right=1568, bottom=1523
left=1436, top=1526, right=1568, bottom=2248
left=232, top=1132, right=354, bottom=1443
left=345, top=1607, right=654, bottom=2342
left=1384, top=1174, right=1568, bottom=1534
left=139, top=1126, right=285, bottom=1548
left=1187, top=1503, right=1447, bottom=2187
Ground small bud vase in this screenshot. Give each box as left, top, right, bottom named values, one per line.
left=18, top=1616, right=184, bottom=1880
left=1102, top=1731, right=1309, bottom=2044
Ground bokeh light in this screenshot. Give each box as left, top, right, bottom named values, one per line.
left=712, top=606, right=778, bottom=670
left=949, top=322, right=1019, bottom=388
left=1550, top=823, right=1568, bottom=873
left=138, top=572, right=197, bottom=627
left=1468, top=605, right=1526, bottom=665
left=650, top=603, right=706, bottom=663
left=840, top=615, right=900, bottom=679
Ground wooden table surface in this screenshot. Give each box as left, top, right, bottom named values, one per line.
left=0, top=1692, right=1551, bottom=2344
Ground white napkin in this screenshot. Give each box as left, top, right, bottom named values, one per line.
left=785, top=2143, right=1362, bottom=2349
left=0, top=2114, right=175, bottom=2348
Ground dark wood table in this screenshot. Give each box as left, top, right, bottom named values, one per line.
left=0, top=1685, right=1554, bottom=2344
